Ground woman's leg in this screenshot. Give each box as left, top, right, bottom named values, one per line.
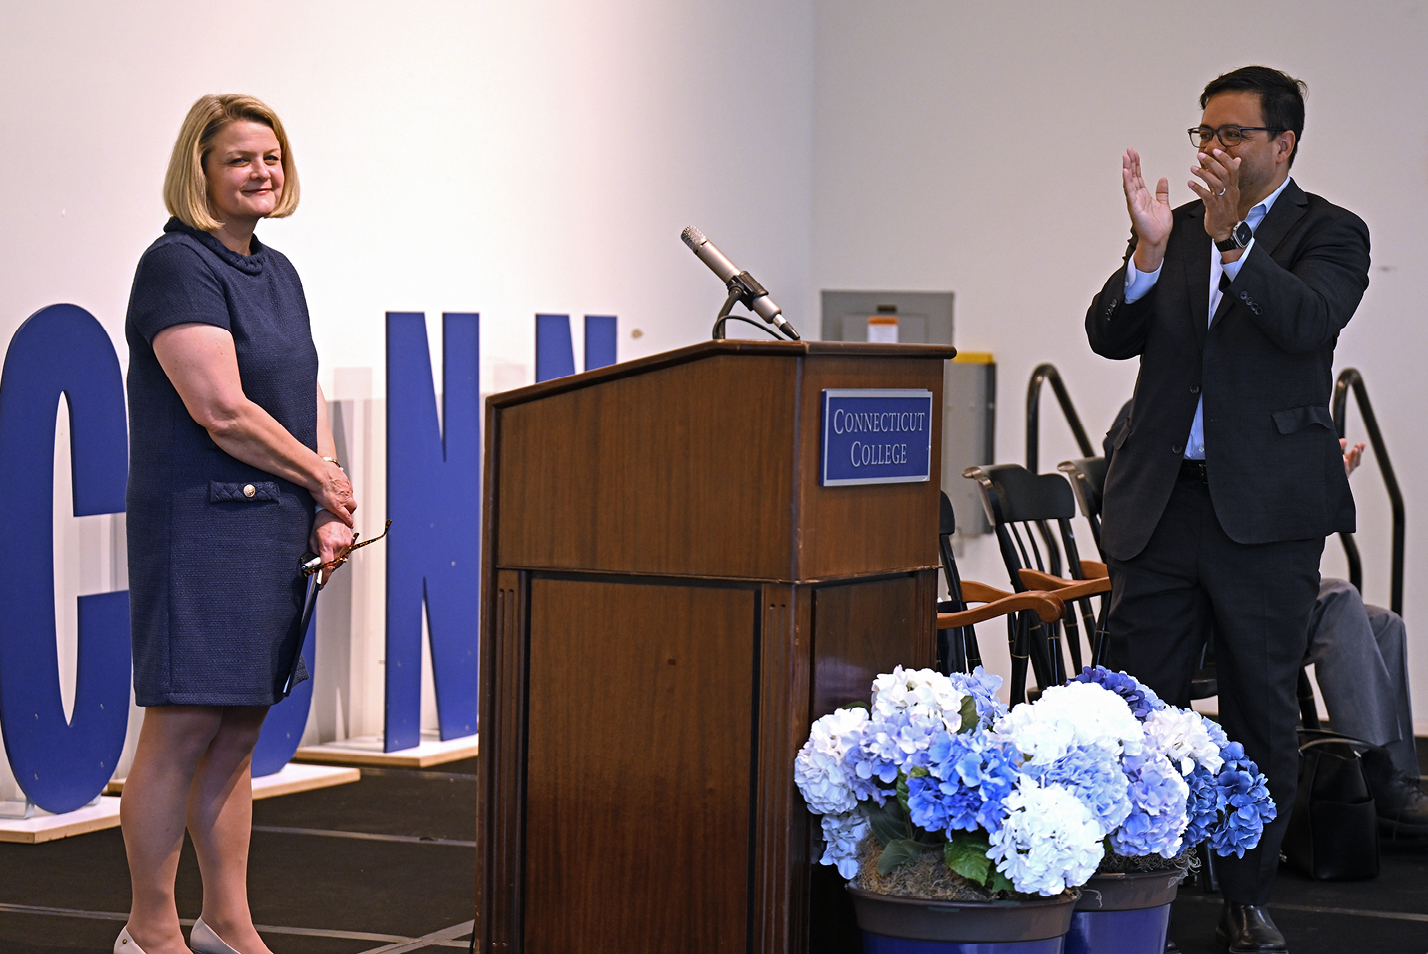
left=120, top=706, right=225, bottom=954
left=186, top=706, right=273, bottom=954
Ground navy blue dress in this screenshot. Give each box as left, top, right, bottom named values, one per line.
left=125, top=218, right=317, bottom=707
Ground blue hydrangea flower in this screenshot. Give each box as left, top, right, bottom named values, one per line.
left=958, top=737, right=1020, bottom=832
left=1110, top=752, right=1189, bottom=857
left=906, top=767, right=983, bottom=834
left=1209, top=750, right=1276, bottom=858
left=1073, top=666, right=1166, bottom=721
left=946, top=666, right=1008, bottom=725
left=819, top=811, right=871, bottom=879
left=844, top=724, right=901, bottom=804
left=1182, top=764, right=1219, bottom=846
left=906, top=729, right=1020, bottom=836
left=1029, top=745, right=1131, bottom=835
left=844, top=705, right=949, bottom=804
left=1201, top=716, right=1230, bottom=751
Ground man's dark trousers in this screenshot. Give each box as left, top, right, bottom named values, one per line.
left=1106, top=468, right=1322, bottom=903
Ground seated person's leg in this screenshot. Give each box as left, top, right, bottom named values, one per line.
left=1307, top=578, right=1427, bottom=833
left=1365, top=600, right=1419, bottom=779
left=1307, top=579, right=1401, bottom=746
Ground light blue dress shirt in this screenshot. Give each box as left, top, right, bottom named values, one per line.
left=1122, top=176, right=1293, bottom=459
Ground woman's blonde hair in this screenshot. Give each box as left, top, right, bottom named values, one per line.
left=163, top=94, right=300, bottom=230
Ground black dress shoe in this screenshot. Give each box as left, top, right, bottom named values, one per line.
left=1214, top=901, right=1287, bottom=953
left=1374, top=771, right=1428, bottom=836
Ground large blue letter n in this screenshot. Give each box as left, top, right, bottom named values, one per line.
left=385, top=312, right=480, bottom=752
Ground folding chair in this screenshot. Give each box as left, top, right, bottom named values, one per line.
left=1057, top=456, right=1108, bottom=560
left=963, top=464, right=1111, bottom=704
left=933, top=491, right=1065, bottom=675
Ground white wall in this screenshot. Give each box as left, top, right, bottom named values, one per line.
left=0, top=0, right=815, bottom=801
left=813, top=0, right=1428, bottom=730
left=3, top=0, right=816, bottom=392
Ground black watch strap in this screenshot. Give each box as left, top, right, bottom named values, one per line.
left=1215, top=220, right=1253, bottom=253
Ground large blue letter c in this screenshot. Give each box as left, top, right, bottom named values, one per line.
left=0, top=304, right=129, bottom=814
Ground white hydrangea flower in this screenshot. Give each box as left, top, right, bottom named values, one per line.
left=994, top=682, right=1144, bottom=765
left=795, top=708, right=869, bottom=814
left=988, top=779, right=1106, bottom=896
left=819, top=810, right=871, bottom=879
left=1143, top=707, right=1225, bottom=776
left=871, top=667, right=966, bottom=726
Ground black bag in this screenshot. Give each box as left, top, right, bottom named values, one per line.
left=1282, top=730, right=1379, bottom=881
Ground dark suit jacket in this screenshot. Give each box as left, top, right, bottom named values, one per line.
left=1085, top=179, right=1370, bottom=561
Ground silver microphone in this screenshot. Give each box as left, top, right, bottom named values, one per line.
left=681, top=226, right=800, bottom=339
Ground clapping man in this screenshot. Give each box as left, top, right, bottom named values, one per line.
left=1086, top=66, right=1371, bottom=952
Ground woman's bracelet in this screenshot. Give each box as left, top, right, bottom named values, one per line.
left=321, top=456, right=342, bottom=469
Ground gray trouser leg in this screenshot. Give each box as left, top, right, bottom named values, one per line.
left=1306, top=578, right=1418, bottom=776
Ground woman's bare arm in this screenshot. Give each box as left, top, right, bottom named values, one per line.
left=152, top=322, right=354, bottom=524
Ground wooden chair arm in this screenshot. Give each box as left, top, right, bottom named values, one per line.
left=938, top=590, right=1065, bottom=628
left=959, top=579, right=1015, bottom=604
left=1080, top=559, right=1108, bottom=579
left=1018, top=568, right=1112, bottom=601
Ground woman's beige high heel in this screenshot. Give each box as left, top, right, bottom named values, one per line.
left=189, top=917, right=241, bottom=954
left=114, top=927, right=148, bottom=954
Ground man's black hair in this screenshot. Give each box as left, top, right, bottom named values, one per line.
left=1201, top=66, right=1307, bottom=168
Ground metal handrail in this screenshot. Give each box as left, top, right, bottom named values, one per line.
left=1331, top=368, right=1405, bottom=615
left=1026, top=364, right=1094, bottom=474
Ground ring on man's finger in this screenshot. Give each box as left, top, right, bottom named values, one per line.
left=1215, top=188, right=1226, bottom=196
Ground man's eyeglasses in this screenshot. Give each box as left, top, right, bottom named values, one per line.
left=1188, top=125, right=1285, bottom=148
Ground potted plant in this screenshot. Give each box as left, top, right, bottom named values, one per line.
left=1062, top=667, right=1277, bottom=954
left=795, top=666, right=1276, bottom=953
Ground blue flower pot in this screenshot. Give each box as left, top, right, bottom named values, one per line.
left=1062, top=869, right=1184, bottom=954
left=848, top=886, right=1076, bottom=953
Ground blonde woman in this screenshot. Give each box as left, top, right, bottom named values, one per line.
left=117, top=94, right=355, bottom=954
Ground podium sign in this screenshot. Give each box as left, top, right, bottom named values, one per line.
left=820, top=388, right=934, bottom=486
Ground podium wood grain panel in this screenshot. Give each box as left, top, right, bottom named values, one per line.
left=752, top=584, right=810, bottom=954
left=810, top=574, right=934, bottom=718
left=480, top=570, right=528, bottom=952
left=795, top=357, right=946, bottom=580
left=523, top=577, right=757, bottom=954
left=495, top=354, right=797, bottom=578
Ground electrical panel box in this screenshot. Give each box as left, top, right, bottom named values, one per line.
left=820, top=290, right=953, bottom=347
left=941, top=354, right=995, bottom=536
left=820, top=291, right=994, bottom=535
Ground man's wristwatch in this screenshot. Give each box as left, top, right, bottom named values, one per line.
left=1215, top=220, right=1253, bottom=253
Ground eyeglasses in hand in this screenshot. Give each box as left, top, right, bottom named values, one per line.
left=301, top=520, right=392, bottom=578
left=1188, top=124, right=1285, bottom=148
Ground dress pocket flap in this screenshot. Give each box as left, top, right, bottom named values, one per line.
left=1272, top=405, right=1334, bottom=435
left=209, top=480, right=279, bottom=503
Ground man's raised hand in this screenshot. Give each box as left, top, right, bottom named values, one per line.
left=1123, top=147, right=1173, bottom=272
left=1190, top=147, right=1242, bottom=243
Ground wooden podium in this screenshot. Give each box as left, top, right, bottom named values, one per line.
left=477, top=340, right=957, bottom=954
